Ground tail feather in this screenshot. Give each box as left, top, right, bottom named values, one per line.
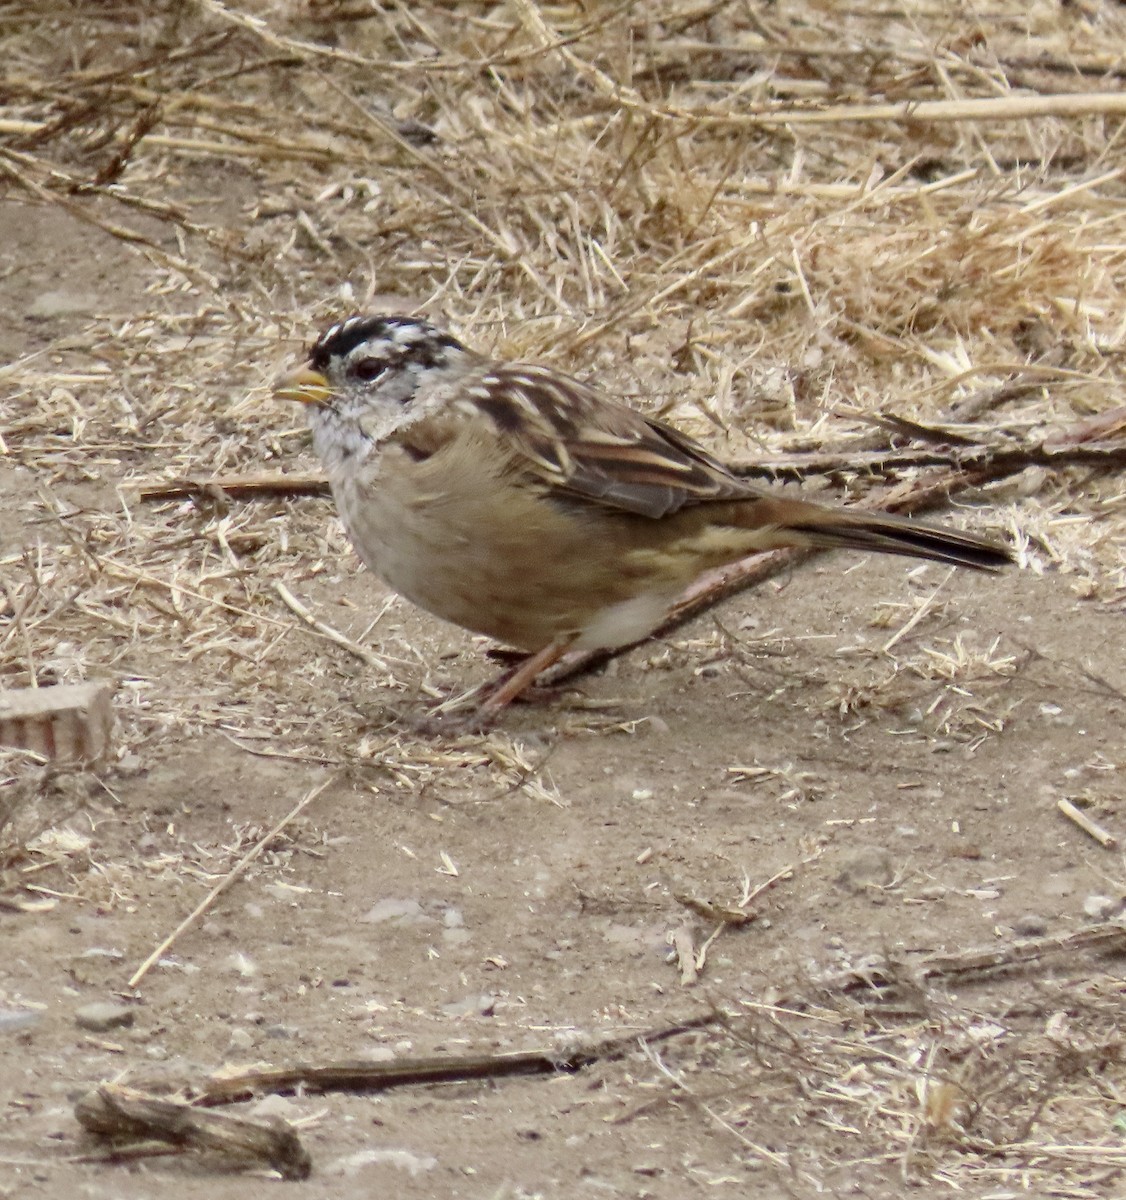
left=777, top=504, right=1012, bottom=572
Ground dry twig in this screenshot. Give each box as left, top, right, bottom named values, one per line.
left=1056, top=797, right=1119, bottom=850
left=128, top=777, right=335, bottom=988
left=199, top=1019, right=708, bottom=1103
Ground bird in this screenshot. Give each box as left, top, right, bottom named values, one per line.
left=276, top=314, right=1012, bottom=717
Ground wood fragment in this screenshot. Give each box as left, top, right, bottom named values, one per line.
left=0, top=682, right=114, bottom=764
left=669, top=926, right=700, bottom=986
left=204, top=1049, right=583, bottom=1102
left=1057, top=798, right=1119, bottom=849
left=860, top=411, right=985, bottom=446
left=673, top=890, right=757, bottom=926
left=812, top=923, right=1126, bottom=1000
left=74, top=1084, right=311, bottom=1181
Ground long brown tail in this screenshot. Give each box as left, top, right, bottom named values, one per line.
left=766, top=500, right=1012, bottom=571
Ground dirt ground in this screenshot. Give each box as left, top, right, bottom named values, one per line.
left=2, top=4, right=1125, bottom=1198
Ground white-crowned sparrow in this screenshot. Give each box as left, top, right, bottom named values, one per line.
left=277, top=314, right=1011, bottom=714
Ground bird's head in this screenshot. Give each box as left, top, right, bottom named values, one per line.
left=275, top=314, right=472, bottom=465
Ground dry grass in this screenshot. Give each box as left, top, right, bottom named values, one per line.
left=2, top=0, right=1125, bottom=1190
left=642, top=964, right=1125, bottom=1189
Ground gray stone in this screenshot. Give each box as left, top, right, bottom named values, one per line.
left=361, top=898, right=430, bottom=925
left=0, top=1009, right=41, bottom=1034
left=28, top=290, right=101, bottom=319
left=228, top=1027, right=254, bottom=1051
left=835, top=846, right=895, bottom=893
left=1082, top=894, right=1122, bottom=921
left=332, top=1148, right=437, bottom=1177
left=440, top=993, right=497, bottom=1018
left=1012, top=913, right=1049, bottom=937
left=75, top=1002, right=135, bottom=1032
left=252, top=1094, right=301, bottom=1121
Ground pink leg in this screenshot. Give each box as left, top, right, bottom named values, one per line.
left=477, top=637, right=575, bottom=716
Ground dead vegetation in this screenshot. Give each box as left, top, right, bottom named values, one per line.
left=2, top=0, right=1125, bottom=1192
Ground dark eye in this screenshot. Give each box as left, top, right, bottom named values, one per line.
left=351, top=357, right=386, bottom=383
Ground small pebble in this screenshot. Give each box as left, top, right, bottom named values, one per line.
left=332, top=1148, right=437, bottom=1177
left=228, top=1027, right=254, bottom=1051
left=227, top=952, right=258, bottom=977
left=252, top=1094, right=301, bottom=1121
left=361, top=898, right=430, bottom=925
left=1012, top=913, right=1049, bottom=937
left=835, top=846, right=895, bottom=893
left=0, top=1009, right=41, bottom=1034
left=75, top=1002, right=135, bottom=1033
left=28, top=289, right=101, bottom=319
left=440, top=993, right=497, bottom=1018
left=1082, top=894, right=1122, bottom=921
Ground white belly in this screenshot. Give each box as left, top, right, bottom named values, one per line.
left=573, top=591, right=672, bottom=651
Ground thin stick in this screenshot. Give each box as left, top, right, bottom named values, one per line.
left=134, top=472, right=329, bottom=501
left=199, top=1018, right=710, bottom=1103
left=273, top=581, right=389, bottom=673
left=742, top=860, right=801, bottom=908
left=639, top=1042, right=794, bottom=1172
left=673, top=91, right=1126, bottom=128
left=128, top=777, right=335, bottom=988
left=881, top=568, right=954, bottom=654
left=130, top=436, right=1126, bottom=502
left=735, top=438, right=1126, bottom=482
left=1057, top=798, right=1119, bottom=850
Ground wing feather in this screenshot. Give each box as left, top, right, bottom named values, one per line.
left=474, top=364, right=753, bottom=519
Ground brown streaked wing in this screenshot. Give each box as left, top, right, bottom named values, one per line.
left=478, top=364, right=753, bottom=519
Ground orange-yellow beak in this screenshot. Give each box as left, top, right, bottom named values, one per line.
left=274, top=365, right=333, bottom=406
